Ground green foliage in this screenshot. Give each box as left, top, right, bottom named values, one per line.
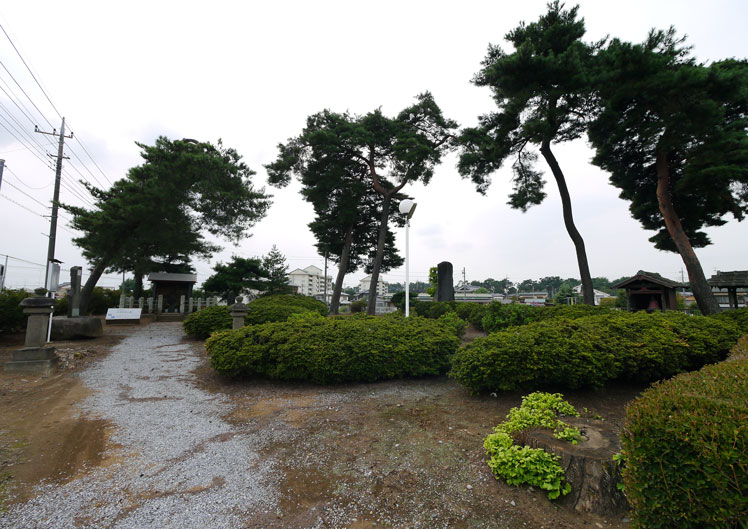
left=451, top=311, right=741, bottom=394
left=438, top=311, right=467, bottom=338
left=261, top=245, right=293, bottom=295
left=0, top=289, right=28, bottom=333
left=54, top=295, right=68, bottom=316
left=349, top=299, right=366, bottom=313
left=205, top=315, right=460, bottom=383
left=484, top=392, right=579, bottom=499
left=622, top=348, right=748, bottom=528
left=454, top=302, right=489, bottom=331
left=183, top=306, right=231, bottom=339
left=711, top=307, right=748, bottom=334
left=426, top=266, right=438, bottom=297
left=183, top=295, right=328, bottom=339
left=202, top=256, right=269, bottom=299
left=410, top=300, right=456, bottom=319
left=86, top=287, right=122, bottom=315
left=481, top=303, right=610, bottom=333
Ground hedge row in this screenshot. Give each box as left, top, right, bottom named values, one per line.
left=183, top=294, right=329, bottom=339
left=450, top=311, right=741, bottom=393
left=205, top=314, right=460, bottom=383
left=622, top=341, right=748, bottom=529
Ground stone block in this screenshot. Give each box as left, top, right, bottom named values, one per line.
left=51, top=316, right=103, bottom=340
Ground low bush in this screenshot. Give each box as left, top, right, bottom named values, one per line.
left=438, top=311, right=467, bottom=337
left=183, top=294, right=329, bottom=338
left=410, top=300, right=456, bottom=319
left=205, top=315, right=460, bottom=383
left=455, top=302, right=489, bottom=331
left=86, top=287, right=122, bottom=315
left=621, top=346, right=748, bottom=528
left=484, top=392, right=580, bottom=499
left=711, top=307, right=748, bottom=334
left=0, top=289, right=28, bottom=333
left=481, top=303, right=611, bottom=333
left=183, top=305, right=231, bottom=339
left=450, top=311, right=741, bottom=393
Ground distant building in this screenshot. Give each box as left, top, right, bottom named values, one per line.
left=572, top=285, right=613, bottom=306
left=612, top=271, right=681, bottom=312
left=288, top=265, right=332, bottom=297
left=359, top=275, right=388, bottom=297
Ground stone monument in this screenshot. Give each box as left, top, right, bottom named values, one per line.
left=435, top=261, right=455, bottom=302
left=4, top=288, right=58, bottom=376
left=67, top=266, right=82, bottom=317
left=229, top=297, right=248, bottom=330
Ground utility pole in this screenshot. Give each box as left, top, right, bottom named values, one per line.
left=323, top=249, right=328, bottom=308
left=0, top=159, right=5, bottom=191
left=35, top=118, right=72, bottom=291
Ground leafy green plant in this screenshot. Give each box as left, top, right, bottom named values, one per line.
left=0, top=289, right=28, bottom=333
left=205, top=314, right=460, bottom=383
left=484, top=392, right=580, bottom=499
left=438, top=311, right=467, bottom=337
left=183, top=305, right=232, bottom=339
left=622, top=346, right=748, bottom=528
left=451, top=311, right=741, bottom=393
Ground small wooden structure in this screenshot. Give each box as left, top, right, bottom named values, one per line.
left=148, top=272, right=197, bottom=313
left=708, top=271, right=748, bottom=309
left=612, top=270, right=681, bottom=312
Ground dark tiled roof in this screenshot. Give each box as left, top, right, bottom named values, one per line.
left=708, top=270, right=748, bottom=287
left=612, top=270, right=682, bottom=289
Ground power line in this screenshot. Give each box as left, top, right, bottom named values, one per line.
left=0, top=59, right=54, bottom=129
left=6, top=165, right=50, bottom=190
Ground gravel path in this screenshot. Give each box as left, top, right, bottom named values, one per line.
left=0, top=322, right=278, bottom=529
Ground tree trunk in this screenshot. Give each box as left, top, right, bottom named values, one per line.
left=79, top=258, right=109, bottom=315
left=540, top=141, right=595, bottom=305
left=655, top=151, right=721, bottom=315
left=367, top=192, right=392, bottom=315
left=133, top=271, right=144, bottom=299
left=330, top=226, right=354, bottom=315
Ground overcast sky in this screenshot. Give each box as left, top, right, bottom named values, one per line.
left=0, top=0, right=746, bottom=292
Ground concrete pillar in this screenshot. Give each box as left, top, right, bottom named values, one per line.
left=179, top=295, right=186, bottom=314
left=197, top=298, right=202, bottom=311
left=68, top=266, right=82, bottom=317
left=188, top=297, right=194, bottom=314
left=119, top=294, right=125, bottom=309
left=229, top=298, right=248, bottom=330
left=4, top=288, right=58, bottom=376
left=147, top=297, right=154, bottom=314
left=138, top=297, right=144, bottom=310
left=157, top=295, right=163, bottom=313
left=127, top=296, right=134, bottom=309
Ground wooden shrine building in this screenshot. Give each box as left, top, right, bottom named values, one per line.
left=148, top=272, right=197, bottom=313
left=708, top=270, right=748, bottom=309
left=612, top=270, right=682, bottom=312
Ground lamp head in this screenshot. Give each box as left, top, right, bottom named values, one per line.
left=399, top=199, right=417, bottom=219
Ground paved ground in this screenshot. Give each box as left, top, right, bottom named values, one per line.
left=0, top=322, right=639, bottom=528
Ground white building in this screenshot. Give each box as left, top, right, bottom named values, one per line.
left=572, top=285, right=613, bottom=306
left=288, top=265, right=332, bottom=297
left=359, top=275, right=388, bottom=297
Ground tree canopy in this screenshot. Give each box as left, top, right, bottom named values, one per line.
left=589, top=28, right=748, bottom=314
left=202, top=256, right=269, bottom=301
left=457, top=1, right=599, bottom=305
left=64, top=137, right=270, bottom=313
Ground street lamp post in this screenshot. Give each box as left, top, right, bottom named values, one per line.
left=399, top=199, right=417, bottom=317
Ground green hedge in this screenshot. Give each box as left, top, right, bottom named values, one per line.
left=711, top=307, right=748, bottom=334
left=480, top=303, right=611, bottom=333
left=182, top=294, right=329, bottom=339
left=205, top=314, right=460, bottom=383
left=183, top=305, right=232, bottom=339
left=450, top=311, right=741, bottom=393
left=622, top=345, right=748, bottom=528
left=0, top=289, right=28, bottom=333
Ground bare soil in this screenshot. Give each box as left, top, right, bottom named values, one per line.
left=0, top=323, right=646, bottom=527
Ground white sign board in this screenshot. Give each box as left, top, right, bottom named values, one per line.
left=105, top=308, right=142, bottom=321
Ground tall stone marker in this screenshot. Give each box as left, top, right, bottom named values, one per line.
left=436, top=261, right=455, bottom=302
left=68, top=266, right=82, bottom=317
left=4, top=288, right=58, bottom=376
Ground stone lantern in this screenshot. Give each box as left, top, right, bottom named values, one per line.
left=229, top=297, right=249, bottom=330
left=4, top=288, right=58, bottom=376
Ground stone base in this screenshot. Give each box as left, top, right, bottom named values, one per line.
left=4, top=347, right=58, bottom=376
left=51, top=316, right=103, bottom=340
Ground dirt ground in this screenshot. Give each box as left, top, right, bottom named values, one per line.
left=0, top=323, right=646, bottom=528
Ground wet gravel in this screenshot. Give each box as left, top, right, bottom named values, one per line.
left=0, top=323, right=278, bottom=529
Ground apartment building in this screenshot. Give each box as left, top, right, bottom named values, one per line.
left=288, top=265, right=332, bottom=296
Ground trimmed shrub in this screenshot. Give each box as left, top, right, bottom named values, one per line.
left=86, top=287, right=122, bottom=315
left=0, top=289, right=28, bottom=333
left=450, top=311, right=741, bottom=394
left=250, top=294, right=328, bottom=316
left=205, top=315, right=460, bottom=383
left=183, top=305, right=231, bottom=339
left=455, top=302, right=489, bottom=331
left=438, top=311, right=467, bottom=337
left=481, top=302, right=611, bottom=333
left=712, top=307, right=748, bottom=334
left=350, top=299, right=366, bottom=313
left=622, top=348, right=748, bottom=528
